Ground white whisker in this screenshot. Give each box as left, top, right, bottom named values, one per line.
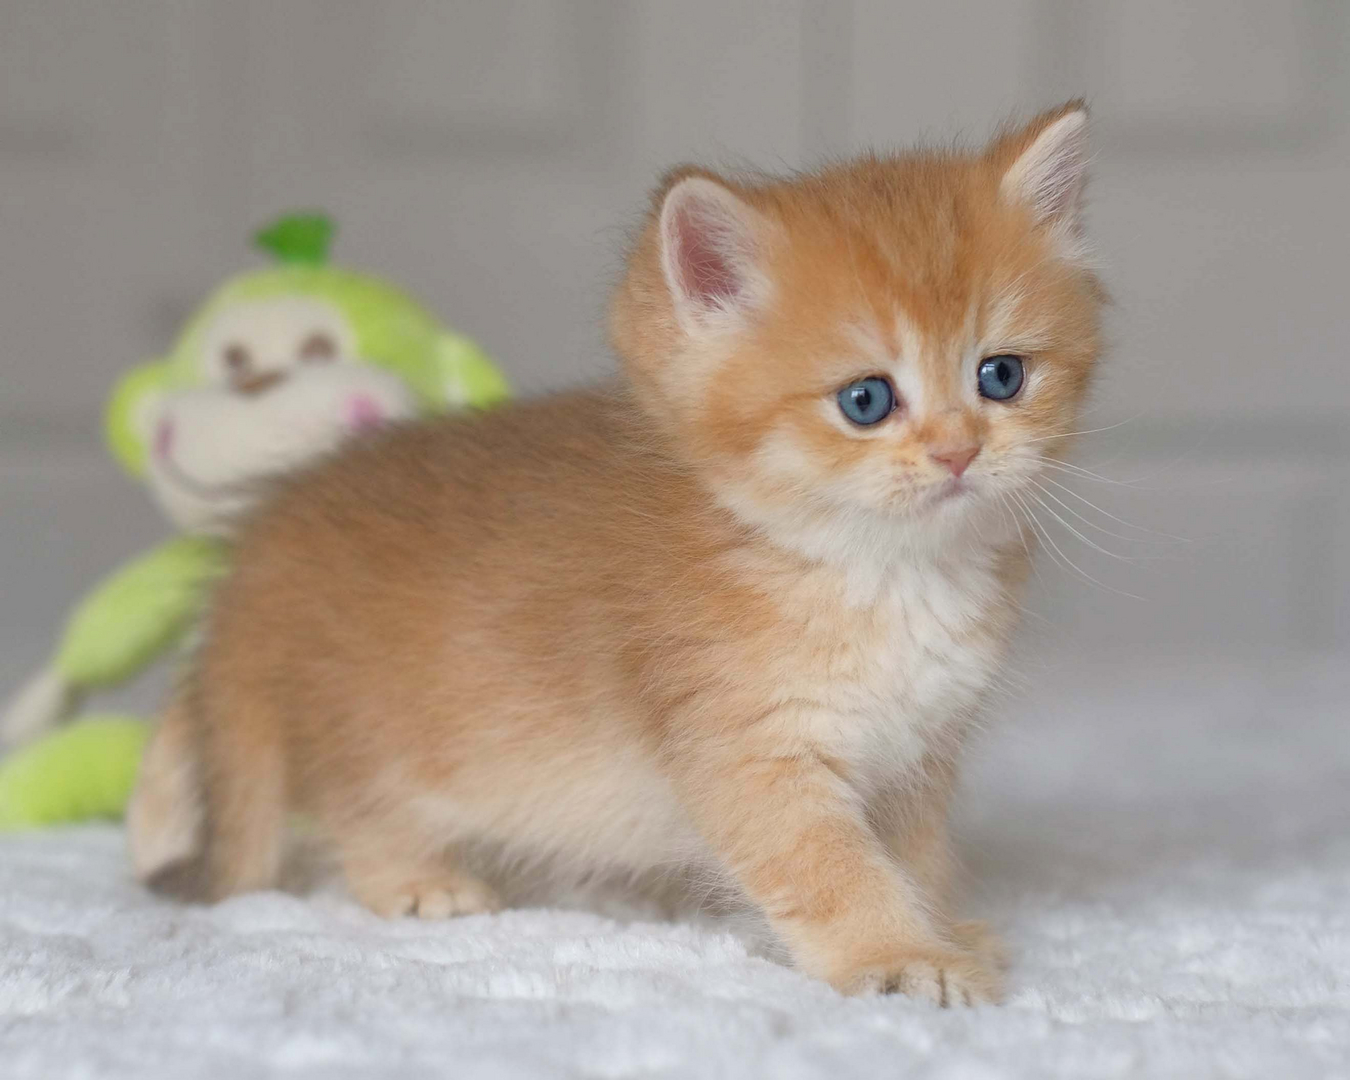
left=1029, top=478, right=1177, bottom=549
left=1024, top=412, right=1145, bottom=444
left=1010, top=489, right=1146, bottom=600
left=1038, top=458, right=1140, bottom=487
left=1026, top=490, right=1139, bottom=562
left=1038, top=475, right=1191, bottom=542
left=996, top=491, right=1044, bottom=589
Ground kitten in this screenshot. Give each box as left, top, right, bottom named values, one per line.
left=133, top=102, right=1102, bottom=1004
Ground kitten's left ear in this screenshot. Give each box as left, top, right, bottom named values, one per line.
left=993, top=101, right=1090, bottom=233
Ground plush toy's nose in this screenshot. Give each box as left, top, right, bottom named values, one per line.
left=345, top=394, right=385, bottom=432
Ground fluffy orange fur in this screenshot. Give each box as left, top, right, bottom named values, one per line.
left=131, top=102, right=1103, bottom=1004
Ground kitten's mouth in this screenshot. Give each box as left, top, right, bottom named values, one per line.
left=929, top=476, right=971, bottom=505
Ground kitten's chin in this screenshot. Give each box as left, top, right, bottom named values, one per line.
left=895, top=479, right=1016, bottom=543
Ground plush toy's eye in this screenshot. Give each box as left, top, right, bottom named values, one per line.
left=299, top=332, right=338, bottom=362
left=977, top=355, right=1025, bottom=401
left=837, top=377, right=896, bottom=426
left=223, top=343, right=252, bottom=373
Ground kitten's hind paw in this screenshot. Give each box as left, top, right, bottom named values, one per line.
left=350, top=868, right=501, bottom=920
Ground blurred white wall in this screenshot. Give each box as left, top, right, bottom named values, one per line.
left=1, top=1, right=1348, bottom=701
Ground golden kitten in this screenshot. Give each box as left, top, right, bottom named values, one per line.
left=132, top=102, right=1102, bottom=1004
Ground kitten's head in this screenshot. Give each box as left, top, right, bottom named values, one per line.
left=611, top=102, right=1104, bottom=555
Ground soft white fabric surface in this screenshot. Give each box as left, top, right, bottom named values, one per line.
left=1, top=657, right=1346, bottom=1079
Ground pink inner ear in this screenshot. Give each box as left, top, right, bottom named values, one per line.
left=670, top=202, right=744, bottom=309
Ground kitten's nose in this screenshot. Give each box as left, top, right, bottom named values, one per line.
left=930, top=444, right=980, bottom=477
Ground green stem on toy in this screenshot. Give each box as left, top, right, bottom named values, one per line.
left=254, top=213, right=335, bottom=266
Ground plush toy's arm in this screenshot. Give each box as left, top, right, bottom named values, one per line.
left=54, top=534, right=228, bottom=687
left=436, top=331, right=511, bottom=410
left=1, top=536, right=227, bottom=746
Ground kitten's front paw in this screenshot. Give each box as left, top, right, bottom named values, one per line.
left=831, top=948, right=1002, bottom=1005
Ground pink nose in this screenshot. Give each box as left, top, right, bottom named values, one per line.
left=154, top=417, right=174, bottom=459
left=345, top=394, right=384, bottom=432
left=930, top=444, right=980, bottom=477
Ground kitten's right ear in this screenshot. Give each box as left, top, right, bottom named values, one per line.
left=992, top=100, right=1090, bottom=233
left=658, top=175, right=773, bottom=335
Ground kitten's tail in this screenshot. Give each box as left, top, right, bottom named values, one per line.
left=141, top=680, right=287, bottom=903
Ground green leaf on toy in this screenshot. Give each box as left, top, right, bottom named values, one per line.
left=254, top=213, right=335, bottom=266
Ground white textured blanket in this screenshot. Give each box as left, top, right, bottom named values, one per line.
left=2, top=657, right=1347, bottom=1079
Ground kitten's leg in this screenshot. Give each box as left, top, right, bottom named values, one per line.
left=880, top=761, right=1008, bottom=977
left=672, top=725, right=1001, bottom=1003
left=127, top=690, right=202, bottom=881
left=338, top=829, right=500, bottom=920
left=145, top=658, right=288, bottom=902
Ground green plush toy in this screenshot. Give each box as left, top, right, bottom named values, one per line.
left=0, top=213, right=508, bottom=830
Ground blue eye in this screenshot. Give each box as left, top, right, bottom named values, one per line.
left=837, top=377, right=895, bottom=425
left=978, top=355, right=1025, bottom=401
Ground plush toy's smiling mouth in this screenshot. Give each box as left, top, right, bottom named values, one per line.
left=152, top=416, right=279, bottom=503
left=155, top=450, right=274, bottom=504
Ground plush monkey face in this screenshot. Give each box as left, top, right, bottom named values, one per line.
left=105, top=219, right=509, bottom=538
left=136, top=296, right=419, bottom=533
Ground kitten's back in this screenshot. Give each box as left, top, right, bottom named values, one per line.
left=173, top=385, right=728, bottom=899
